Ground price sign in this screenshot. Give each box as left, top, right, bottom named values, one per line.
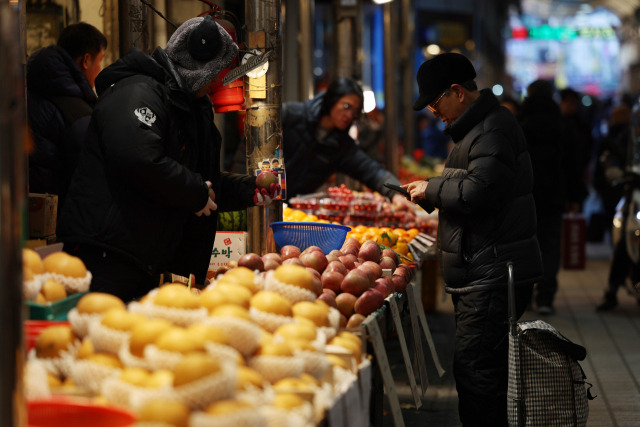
left=406, top=282, right=446, bottom=377
left=388, top=295, right=422, bottom=408
left=406, top=283, right=429, bottom=395
left=365, top=318, right=405, bottom=427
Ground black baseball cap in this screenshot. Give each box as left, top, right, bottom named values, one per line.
left=413, top=53, right=477, bottom=111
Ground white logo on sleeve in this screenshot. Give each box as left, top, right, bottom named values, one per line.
left=134, top=107, right=157, bottom=126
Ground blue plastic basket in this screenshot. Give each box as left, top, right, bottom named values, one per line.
left=270, top=222, right=351, bottom=254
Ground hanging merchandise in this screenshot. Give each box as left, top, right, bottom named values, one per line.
left=196, top=2, right=245, bottom=113
left=208, top=17, right=245, bottom=113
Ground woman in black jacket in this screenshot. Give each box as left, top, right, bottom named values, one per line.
left=280, top=78, right=409, bottom=206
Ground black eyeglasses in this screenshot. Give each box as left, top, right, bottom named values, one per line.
left=341, top=102, right=362, bottom=118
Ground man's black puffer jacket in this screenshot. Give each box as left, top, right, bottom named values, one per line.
left=27, top=45, right=98, bottom=205
left=58, top=47, right=255, bottom=283
left=282, top=94, right=401, bottom=200
left=420, top=90, right=543, bottom=293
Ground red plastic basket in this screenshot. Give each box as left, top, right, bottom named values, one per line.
left=270, top=221, right=351, bottom=254
left=28, top=398, right=137, bottom=427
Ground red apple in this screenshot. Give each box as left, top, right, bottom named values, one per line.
left=263, top=258, right=281, bottom=271
left=342, top=237, right=361, bottom=250
left=280, top=245, right=301, bottom=261
left=341, top=244, right=360, bottom=256
left=325, top=260, right=348, bottom=276
left=346, top=313, right=366, bottom=329
left=338, top=254, right=357, bottom=270
left=321, top=270, right=344, bottom=293
left=381, top=248, right=399, bottom=265
left=301, top=245, right=323, bottom=255
left=362, top=261, right=382, bottom=279
left=256, top=170, right=278, bottom=189
left=237, top=253, right=264, bottom=272
left=340, top=269, right=370, bottom=297
left=394, top=265, right=412, bottom=282
left=326, top=254, right=340, bottom=264
left=358, top=240, right=382, bottom=263
left=356, top=265, right=376, bottom=287
left=374, top=277, right=393, bottom=298
left=317, top=290, right=338, bottom=309
left=339, top=313, right=348, bottom=328
left=322, top=288, right=337, bottom=298
left=300, top=251, right=328, bottom=274
left=282, top=257, right=305, bottom=267
left=354, top=288, right=385, bottom=316
left=379, top=256, right=397, bottom=271
left=335, top=292, right=357, bottom=317
left=391, top=274, right=408, bottom=293
left=262, top=253, right=282, bottom=263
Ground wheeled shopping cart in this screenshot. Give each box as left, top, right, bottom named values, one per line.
left=506, top=262, right=594, bottom=427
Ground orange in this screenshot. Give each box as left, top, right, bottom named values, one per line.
left=291, top=210, right=307, bottom=221
left=349, top=232, right=363, bottom=242
left=407, top=228, right=420, bottom=239
left=378, top=230, right=399, bottom=247
left=354, top=225, right=368, bottom=234
left=394, top=242, right=409, bottom=256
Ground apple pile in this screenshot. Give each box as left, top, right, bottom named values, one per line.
left=234, top=238, right=417, bottom=328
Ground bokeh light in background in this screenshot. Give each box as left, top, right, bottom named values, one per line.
left=505, top=7, right=621, bottom=98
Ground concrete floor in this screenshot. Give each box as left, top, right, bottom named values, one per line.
left=381, top=242, right=640, bottom=426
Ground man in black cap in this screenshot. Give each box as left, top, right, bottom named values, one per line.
left=403, top=53, right=543, bottom=426
left=58, top=16, right=277, bottom=302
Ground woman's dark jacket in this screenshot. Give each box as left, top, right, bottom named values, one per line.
left=58, top=47, right=255, bottom=283
left=27, top=45, right=97, bottom=206
left=281, top=94, right=401, bottom=200
left=419, top=90, right=543, bottom=293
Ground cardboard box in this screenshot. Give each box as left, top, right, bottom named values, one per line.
left=28, top=193, right=58, bottom=238
left=209, top=231, right=248, bottom=272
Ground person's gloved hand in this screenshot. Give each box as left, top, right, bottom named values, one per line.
left=253, top=182, right=281, bottom=206
left=196, top=181, right=218, bottom=216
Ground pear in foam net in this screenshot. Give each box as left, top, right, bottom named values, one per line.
left=137, top=398, right=191, bottom=427
left=42, top=252, right=87, bottom=278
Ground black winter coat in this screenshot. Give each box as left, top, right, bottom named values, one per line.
left=58, top=47, right=256, bottom=283
left=519, top=95, right=568, bottom=215
left=420, top=90, right=543, bottom=293
left=27, top=45, right=97, bottom=206
left=281, top=95, right=401, bottom=200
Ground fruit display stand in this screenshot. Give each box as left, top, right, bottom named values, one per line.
left=358, top=273, right=445, bottom=427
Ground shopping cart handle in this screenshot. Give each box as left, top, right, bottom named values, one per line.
left=507, top=262, right=517, bottom=335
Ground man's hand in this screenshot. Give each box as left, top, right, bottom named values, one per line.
left=404, top=180, right=429, bottom=203
left=195, top=180, right=218, bottom=216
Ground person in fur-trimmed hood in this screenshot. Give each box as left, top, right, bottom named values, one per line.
left=403, top=53, right=543, bottom=427
left=58, top=16, right=278, bottom=303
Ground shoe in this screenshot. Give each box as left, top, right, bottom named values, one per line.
left=537, top=305, right=555, bottom=315
left=596, top=299, right=618, bottom=311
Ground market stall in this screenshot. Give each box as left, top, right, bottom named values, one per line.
left=21, top=187, right=444, bottom=426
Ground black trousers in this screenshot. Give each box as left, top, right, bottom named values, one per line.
left=452, top=284, right=532, bottom=427
left=64, top=244, right=159, bottom=303
left=534, top=212, right=562, bottom=307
